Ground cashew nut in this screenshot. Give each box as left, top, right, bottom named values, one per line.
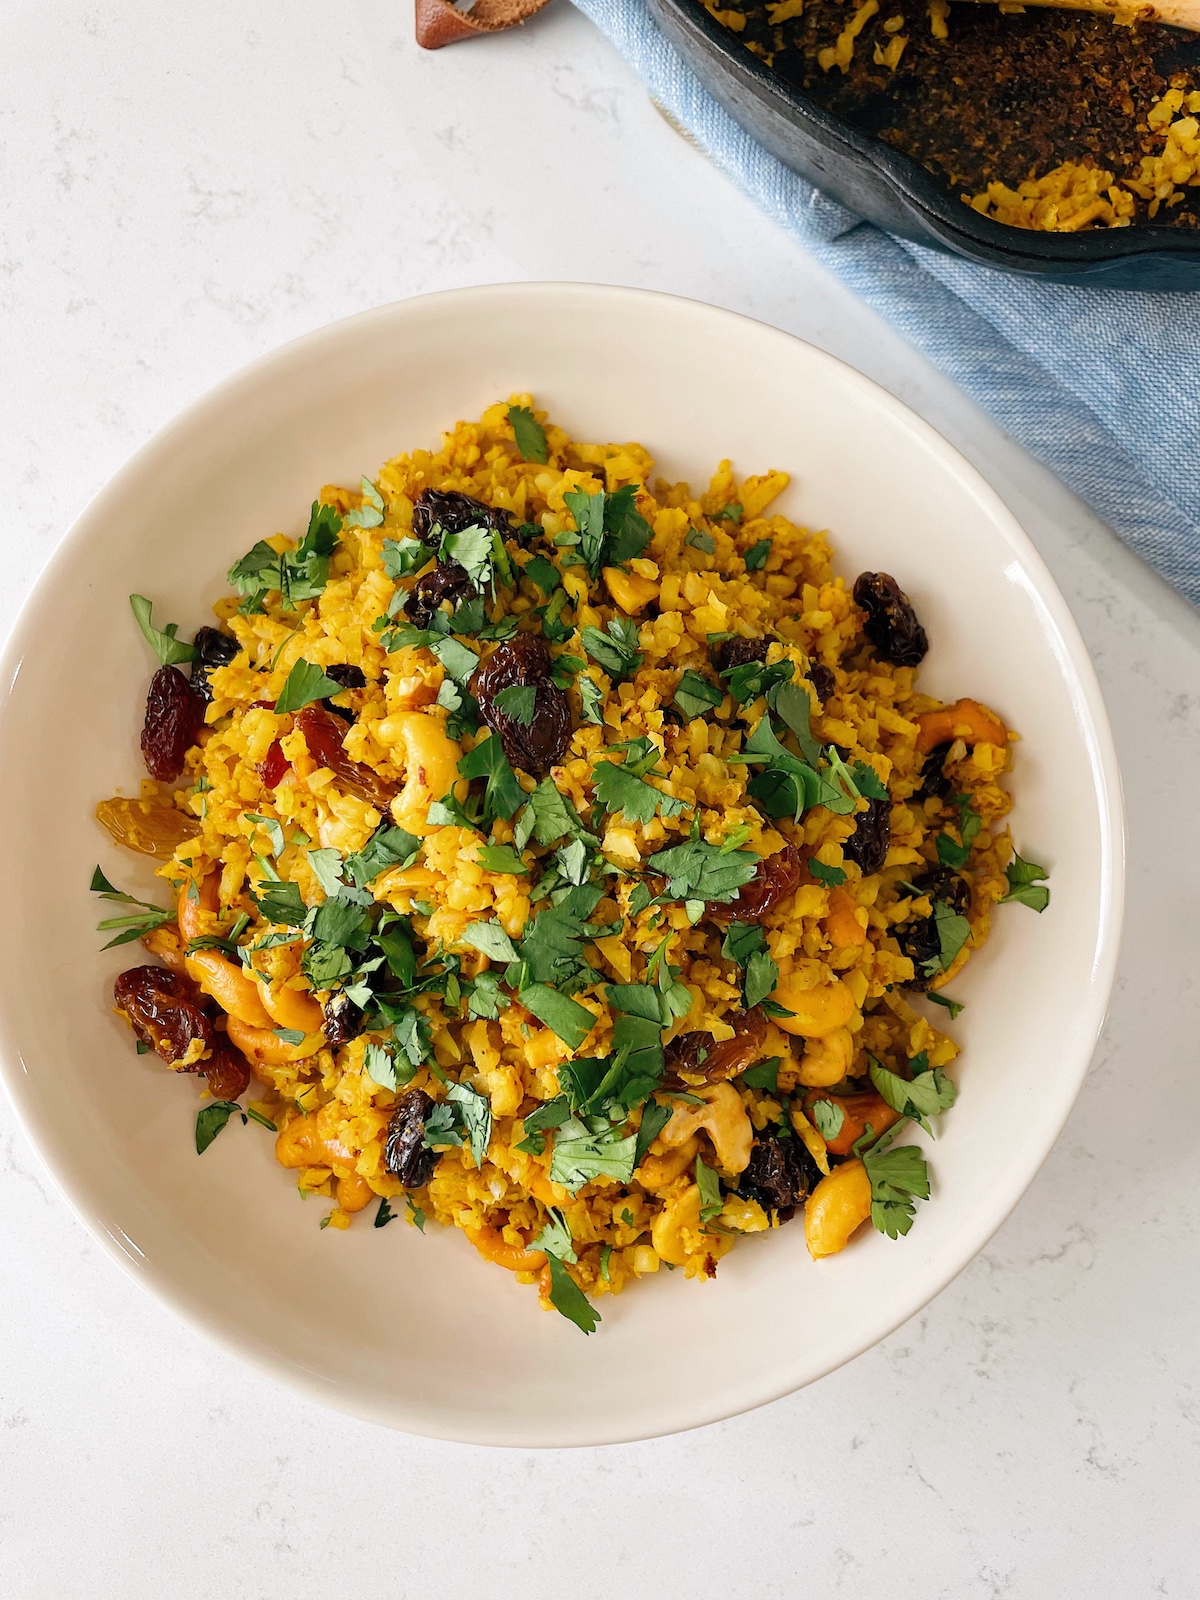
left=660, top=1082, right=752, bottom=1174
left=637, top=1133, right=700, bottom=1191
left=467, top=1224, right=547, bottom=1273
left=915, top=697, right=1007, bottom=755
left=772, top=974, right=857, bottom=1039
left=798, top=1026, right=855, bottom=1087
left=256, top=976, right=325, bottom=1036
left=389, top=712, right=466, bottom=836
left=804, top=1159, right=873, bottom=1258
left=227, top=1015, right=323, bottom=1064
left=651, top=1183, right=703, bottom=1267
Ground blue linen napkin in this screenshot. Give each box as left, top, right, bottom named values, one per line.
left=572, top=0, right=1200, bottom=605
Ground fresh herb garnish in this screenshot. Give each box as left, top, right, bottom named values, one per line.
left=195, top=1100, right=276, bottom=1155
left=695, top=1154, right=723, bottom=1222
left=685, top=528, right=715, bottom=555
left=809, top=1098, right=845, bottom=1141
left=921, top=900, right=972, bottom=976
left=344, top=825, right=422, bottom=887
left=508, top=404, right=549, bottom=464
left=868, top=1056, right=957, bottom=1134
left=673, top=669, right=723, bottom=721
left=744, top=539, right=771, bottom=571
left=936, top=795, right=983, bottom=870
left=343, top=477, right=385, bottom=530
left=457, top=731, right=524, bottom=824
left=381, top=536, right=432, bottom=580
left=862, top=1134, right=931, bottom=1238
left=274, top=658, right=346, bottom=715
left=741, top=1056, right=782, bottom=1092
left=493, top=684, right=537, bottom=727
left=646, top=839, right=759, bottom=906
left=227, top=502, right=341, bottom=614
left=591, top=738, right=687, bottom=825
left=519, top=984, right=596, bottom=1049
left=90, top=866, right=174, bottom=949
left=374, top=1195, right=397, bottom=1227
left=999, top=850, right=1051, bottom=912
left=581, top=616, right=644, bottom=679
left=544, top=1252, right=599, bottom=1334
left=808, top=858, right=847, bottom=888
left=549, top=1115, right=637, bottom=1191
left=129, top=595, right=198, bottom=666
left=925, top=991, right=964, bottom=1019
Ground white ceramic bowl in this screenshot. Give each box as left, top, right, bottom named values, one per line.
left=0, top=285, right=1123, bottom=1446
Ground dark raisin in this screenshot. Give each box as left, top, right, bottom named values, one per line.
left=323, top=992, right=364, bottom=1048
left=259, top=739, right=290, bottom=789
left=713, top=636, right=769, bottom=674
left=407, top=561, right=478, bottom=630
left=190, top=626, right=240, bottom=704
left=203, top=1042, right=252, bottom=1100
left=852, top=573, right=928, bottom=668
left=664, top=1009, right=767, bottom=1087
left=114, top=965, right=213, bottom=1066
left=412, top=488, right=515, bottom=542
left=806, top=663, right=836, bottom=704
left=294, top=705, right=398, bottom=808
left=895, top=869, right=971, bottom=991
left=738, top=1125, right=822, bottom=1222
left=140, top=665, right=204, bottom=783
left=323, top=664, right=366, bottom=690
left=472, top=635, right=572, bottom=776
left=384, top=1088, right=440, bottom=1188
left=843, top=796, right=891, bottom=876
left=707, top=843, right=801, bottom=922
left=915, top=741, right=954, bottom=802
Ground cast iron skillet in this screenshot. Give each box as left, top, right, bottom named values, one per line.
left=649, top=0, right=1200, bottom=288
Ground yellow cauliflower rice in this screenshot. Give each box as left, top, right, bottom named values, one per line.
left=95, top=398, right=1049, bottom=1334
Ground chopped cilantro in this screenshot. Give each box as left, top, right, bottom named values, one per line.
left=809, top=1098, right=845, bottom=1141
left=742, top=948, right=779, bottom=1009
left=381, top=536, right=432, bottom=580
left=195, top=1099, right=273, bottom=1154
left=493, top=684, right=536, bottom=727
left=744, top=539, right=771, bottom=571
left=936, top=795, right=983, bottom=869
left=447, top=1081, right=492, bottom=1169
left=514, top=778, right=594, bottom=849
left=536, top=586, right=574, bottom=644
left=921, top=901, right=971, bottom=976
left=925, top=991, right=964, bottom=1020
left=364, top=1042, right=398, bottom=1091
left=523, top=555, right=560, bottom=595
left=862, top=1135, right=931, bottom=1238
left=741, top=1056, right=781, bottom=1092
left=999, top=850, right=1051, bottom=913
left=457, top=731, right=524, bottom=823
left=674, top=669, right=722, bottom=721
left=695, top=1154, right=723, bottom=1222
left=868, top=1056, right=956, bottom=1134
left=343, top=476, right=385, bottom=530
left=407, top=1198, right=426, bottom=1231
left=715, top=503, right=742, bottom=523
left=602, top=485, right=653, bottom=567
left=508, top=404, right=549, bottom=464
left=245, top=813, right=284, bottom=857
left=227, top=502, right=341, bottom=614
left=461, top=920, right=519, bottom=964
left=274, top=658, right=346, bottom=714
left=578, top=674, right=604, bottom=725
left=128, top=595, right=198, bottom=666
left=519, top=984, right=595, bottom=1049
left=647, top=839, right=759, bottom=905
left=476, top=843, right=528, bottom=875
left=544, top=1253, right=599, bottom=1334
left=808, top=858, right=847, bottom=888
left=685, top=528, right=715, bottom=555
left=90, top=866, right=174, bottom=949
left=345, top=825, right=422, bottom=887
left=465, top=970, right=509, bottom=1021
left=721, top=922, right=764, bottom=965
left=549, top=1116, right=637, bottom=1191
left=599, top=1244, right=612, bottom=1281
left=533, top=1206, right=577, bottom=1263
left=438, top=525, right=495, bottom=593
left=374, top=1196, right=397, bottom=1228
left=634, top=1100, right=671, bottom=1168
left=581, top=617, right=644, bottom=679
left=592, top=743, right=687, bottom=826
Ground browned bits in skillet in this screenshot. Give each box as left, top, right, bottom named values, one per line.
left=806, top=662, right=836, bottom=704
left=407, top=561, right=478, bottom=630
left=190, top=626, right=239, bottom=705
left=323, top=991, right=364, bottom=1047
left=202, top=1042, right=253, bottom=1100
left=843, top=795, right=891, bottom=875
left=664, top=1009, right=768, bottom=1087
left=707, top=843, right=802, bottom=922
left=114, top=965, right=214, bottom=1066
left=140, top=665, right=204, bottom=783
left=895, top=868, right=971, bottom=990
left=915, top=741, right=954, bottom=802
left=852, top=573, right=928, bottom=668
left=472, top=634, right=571, bottom=775
left=294, top=705, right=399, bottom=808
left=738, top=1124, right=823, bottom=1222
left=384, top=1088, right=441, bottom=1188
left=713, top=635, right=769, bottom=674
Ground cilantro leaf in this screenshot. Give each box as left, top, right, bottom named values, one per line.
left=862, top=1137, right=931, bottom=1238
left=578, top=674, right=604, bottom=725
left=493, top=684, right=536, bottom=727
left=508, top=404, right=549, bottom=464
left=808, top=858, right=847, bottom=888
left=925, top=991, right=964, bottom=1020
left=999, top=850, right=1050, bottom=912
left=695, top=1154, right=723, bottom=1221
left=90, top=867, right=175, bottom=948
left=936, top=796, right=983, bottom=870
left=921, top=901, right=972, bottom=976
left=195, top=1100, right=239, bottom=1154
left=581, top=617, right=643, bottom=679
left=742, top=948, right=779, bottom=1009
left=602, top=484, right=653, bottom=567
left=251, top=879, right=308, bottom=927
left=274, top=658, right=346, bottom=715
left=447, top=1081, right=492, bottom=1169
left=523, top=555, right=560, bottom=596
left=536, top=586, right=573, bottom=644
left=647, top=839, right=759, bottom=905
left=544, top=1252, right=599, bottom=1334
left=768, top=681, right=823, bottom=765
left=515, top=778, right=594, bottom=849
left=549, top=1115, right=637, bottom=1191
left=868, top=1057, right=956, bottom=1133
left=129, top=595, right=198, bottom=666
left=227, top=503, right=341, bottom=614
left=634, top=1100, right=671, bottom=1168
left=381, top=536, right=432, bottom=580
left=674, top=669, right=723, bottom=721
left=721, top=922, right=765, bottom=965
left=461, top=920, right=520, bottom=963
left=476, top=842, right=528, bottom=875
left=741, top=1056, right=781, bottom=1092
left=345, top=825, right=422, bottom=887
left=374, top=1196, right=397, bottom=1228
left=592, top=752, right=687, bottom=826
left=519, top=984, right=595, bottom=1049
left=458, top=732, right=524, bottom=823
left=364, top=1042, right=398, bottom=1090
left=438, top=525, right=494, bottom=593
left=342, top=476, right=385, bottom=529
left=564, top=487, right=607, bottom=580
left=534, top=1207, right=578, bottom=1264
left=685, top=528, right=715, bottom=555
left=744, top=539, right=771, bottom=571
left=809, top=1098, right=845, bottom=1141
left=465, top=970, right=509, bottom=1021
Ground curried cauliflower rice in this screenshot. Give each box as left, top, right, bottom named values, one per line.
left=95, top=398, right=1048, bottom=1333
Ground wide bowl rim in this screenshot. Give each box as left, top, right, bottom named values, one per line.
left=0, top=283, right=1126, bottom=1447
left=650, top=0, right=1200, bottom=267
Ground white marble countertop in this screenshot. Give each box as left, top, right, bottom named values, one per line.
left=3, top=3, right=1198, bottom=1595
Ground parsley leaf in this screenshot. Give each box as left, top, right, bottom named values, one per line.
left=862, top=1136, right=931, bottom=1238
left=925, top=992, right=964, bottom=1020
left=274, top=658, right=346, bottom=715
left=647, top=839, right=759, bottom=905
left=544, top=1252, right=600, bottom=1334
left=519, top=984, right=596, bottom=1049
left=494, top=684, right=536, bottom=727
left=447, top=1081, right=492, bottom=1169
left=809, top=1098, right=845, bottom=1141
left=508, top=404, right=549, bottom=464
left=458, top=732, right=524, bottom=823
left=581, top=617, right=643, bottom=679
left=345, top=825, right=422, bottom=887
left=381, top=536, right=432, bottom=580
left=999, top=850, right=1050, bottom=913
left=695, top=1154, right=723, bottom=1222
left=674, top=669, right=722, bottom=721
left=129, top=595, right=198, bottom=666
left=744, top=539, right=771, bottom=570
left=808, top=858, right=847, bottom=888
left=515, top=778, right=594, bottom=849
left=592, top=747, right=687, bottom=826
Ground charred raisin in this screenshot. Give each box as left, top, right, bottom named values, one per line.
left=412, top=488, right=515, bottom=542
left=384, top=1088, right=440, bottom=1189
left=323, top=991, right=364, bottom=1048
left=190, top=626, right=240, bottom=704
left=472, top=634, right=572, bottom=775
left=843, top=796, right=891, bottom=876
left=895, top=868, right=971, bottom=990
left=739, top=1125, right=822, bottom=1221
left=664, top=1009, right=767, bottom=1087
left=707, top=843, right=801, bottom=922
left=852, top=573, right=928, bottom=668
left=114, top=965, right=213, bottom=1066
left=140, top=665, right=204, bottom=783
left=407, top=560, right=478, bottom=630
left=203, top=1042, right=252, bottom=1100
left=295, top=705, right=398, bottom=808
left=713, top=636, right=769, bottom=674
left=915, top=741, right=954, bottom=802
left=806, top=662, right=836, bottom=705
